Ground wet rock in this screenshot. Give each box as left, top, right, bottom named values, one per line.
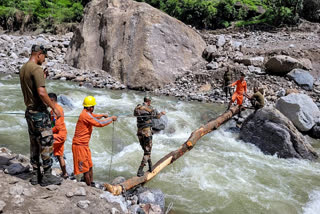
left=240, top=107, right=318, bottom=160
left=138, top=189, right=165, bottom=212
left=265, top=55, right=310, bottom=75
left=57, top=95, right=74, bottom=109
left=0, top=75, right=12, bottom=80
left=310, top=125, right=320, bottom=139
left=287, top=68, right=314, bottom=91
left=111, top=177, right=126, bottom=185
left=276, top=93, right=320, bottom=132
left=5, top=163, right=29, bottom=175
left=152, top=115, right=168, bottom=131
left=77, top=200, right=90, bottom=209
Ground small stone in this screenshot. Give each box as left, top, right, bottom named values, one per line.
left=77, top=200, right=90, bottom=209
left=74, top=187, right=86, bottom=196
left=9, top=184, right=24, bottom=196
left=46, top=185, right=59, bottom=191
left=66, top=192, right=74, bottom=198
left=0, top=200, right=6, bottom=212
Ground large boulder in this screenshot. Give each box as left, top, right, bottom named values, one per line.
left=240, top=108, right=318, bottom=160
left=265, top=55, right=312, bottom=75
left=287, top=68, right=314, bottom=91
left=276, top=94, right=320, bottom=132
left=65, top=0, right=206, bottom=90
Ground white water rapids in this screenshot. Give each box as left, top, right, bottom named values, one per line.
left=0, top=74, right=320, bottom=214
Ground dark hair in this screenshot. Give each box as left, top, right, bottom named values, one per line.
left=48, top=93, right=57, bottom=102
left=240, top=73, right=245, bottom=77
left=31, top=44, right=47, bottom=56
left=144, top=96, right=151, bottom=102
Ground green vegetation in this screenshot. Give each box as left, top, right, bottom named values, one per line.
left=138, top=0, right=306, bottom=29
left=0, top=0, right=87, bottom=31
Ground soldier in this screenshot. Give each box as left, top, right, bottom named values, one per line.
left=134, top=96, right=166, bottom=177
left=20, top=44, right=63, bottom=186
left=223, top=68, right=233, bottom=100
left=249, top=87, right=265, bottom=111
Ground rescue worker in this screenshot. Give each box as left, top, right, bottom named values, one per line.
left=19, top=44, right=62, bottom=186
left=72, top=96, right=117, bottom=186
left=249, top=87, right=265, bottom=111
left=134, top=96, right=166, bottom=177
left=223, top=68, right=233, bottom=100
left=48, top=93, right=68, bottom=178
left=227, top=73, right=249, bottom=117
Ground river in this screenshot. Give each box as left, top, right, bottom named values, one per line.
left=0, top=74, right=320, bottom=214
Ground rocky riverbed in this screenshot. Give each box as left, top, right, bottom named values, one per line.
left=0, top=147, right=166, bottom=214
left=0, top=21, right=319, bottom=109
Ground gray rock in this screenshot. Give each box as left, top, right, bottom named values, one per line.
left=202, top=45, right=217, bottom=61
left=230, top=41, right=242, bottom=51
left=240, top=107, right=318, bottom=160
left=57, top=95, right=74, bottom=109
left=206, top=62, right=219, bottom=70
left=248, top=66, right=264, bottom=74
left=240, top=56, right=264, bottom=67
left=265, top=55, right=310, bottom=75
left=46, top=185, right=59, bottom=191
left=216, top=35, right=226, bottom=47
left=1, top=75, right=13, bottom=80
left=5, top=163, right=29, bottom=175
left=129, top=205, right=140, bottom=214
left=276, top=88, right=286, bottom=97
left=100, top=192, right=128, bottom=213
left=66, top=0, right=206, bottom=90
left=276, top=93, right=320, bottom=132
left=77, top=200, right=90, bottom=209
left=9, top=184, right=24, bottom=196
left=74, top=187, right=86, bottom=196
left=0, top=200, right=6, bottom=213
left=152, top=115, right=168, bottom=131
left=287, top=68, right=314, bottom=91
left=111, top=176, right=126, bottom=185
left=66, top=191, right=74, bottom=198
left=138, top=189, right=165, bottom=211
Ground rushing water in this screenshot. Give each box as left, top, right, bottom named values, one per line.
left=1, top=74, right=320, bottom=214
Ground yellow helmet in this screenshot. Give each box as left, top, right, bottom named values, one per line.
left=83, top=96, right=96, bottom=107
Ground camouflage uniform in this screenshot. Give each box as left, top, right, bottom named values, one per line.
left=134, top=102, right=161, bottom=175
left=223, top=70, right=233, bottom=98
left=25, top=109, right=54, bottom=170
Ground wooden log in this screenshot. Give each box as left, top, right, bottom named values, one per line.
left=104, top=105, right=240, bottom=195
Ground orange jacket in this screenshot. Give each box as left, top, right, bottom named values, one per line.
left=72, top=109, right=113, bottom=146
left=50, top=103, right=67, bottom=144
left=231, top=80, right=247, bottom=95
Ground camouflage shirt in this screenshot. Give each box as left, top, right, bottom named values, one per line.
left=134, top=102, right=160, bottom=129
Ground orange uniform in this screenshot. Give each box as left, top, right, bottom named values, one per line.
left=231, top=80, right=247, bottom=105
left=50, top=103, right=67, bottom=156
left=72, top=109, right=113, bottom=175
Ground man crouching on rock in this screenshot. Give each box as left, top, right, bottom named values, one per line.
left=20, top=44, right=63, bottom=186
left=134, top=96, right=165, bottom=177
left=72, top=96, right=117, bottom=186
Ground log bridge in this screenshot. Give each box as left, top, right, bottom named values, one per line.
left=104, top=106, right=240, bottom=195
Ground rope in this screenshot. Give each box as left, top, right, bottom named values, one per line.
left=108, top=121, right=115, bottom=181
left=0, top=112, right=153, bottom=118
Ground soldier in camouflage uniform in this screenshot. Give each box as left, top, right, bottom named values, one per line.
left=134, top=96, right=166, bottom=177
left=223, top=68, right=233, bottom=100
left=20, top=45, right=62, bottom=186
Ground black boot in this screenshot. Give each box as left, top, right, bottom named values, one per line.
left=148, top=160, right=152, bottom=172
left=30, top=168, right=41, bottom=185
left=40, top=168, right=63, bottom=186
left=137, top=165, right=144, bottom=177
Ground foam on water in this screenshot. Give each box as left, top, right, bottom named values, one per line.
left=303, top=190, right=320, bottom=214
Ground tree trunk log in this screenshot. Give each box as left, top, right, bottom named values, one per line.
left=104, top=105, right=240, bottom=195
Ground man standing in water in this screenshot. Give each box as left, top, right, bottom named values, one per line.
left=20, top=44, right=63, bottom=186
left=48, top=93, right=68, bottom=178
left=72, top=96, right=117, bottom=186
left=227, top=73, right=249, bottom=117
left=134, top=96, right=166, bottom=177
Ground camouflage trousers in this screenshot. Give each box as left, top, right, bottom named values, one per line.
left=137, top=127, right=153, bottom=167
left=25, top=109, right=54, bottom=170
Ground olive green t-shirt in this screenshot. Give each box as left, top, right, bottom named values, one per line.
left=19, top=61, right=46, bottom=110
left=252, top=91, right=265, bottom=108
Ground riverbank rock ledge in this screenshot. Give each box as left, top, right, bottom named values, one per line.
left=240, top=108, right=318, bottom=160
left=275, top=93, right=320, bottom=132
left=66, top=0, right=206, bottom=90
